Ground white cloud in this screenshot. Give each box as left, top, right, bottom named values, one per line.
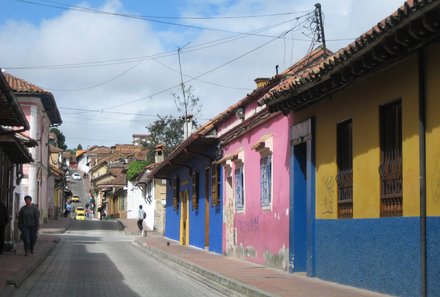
left=0, top=0, right=404, bottom=148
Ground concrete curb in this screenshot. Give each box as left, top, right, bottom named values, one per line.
left=5, top=238, right=59, bottom=290
left=132, top=237, right=277, bottom=297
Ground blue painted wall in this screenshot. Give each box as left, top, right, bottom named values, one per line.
left=315, top=217, right=421, bottom=297
left=164, top=146, right=222, bottom=255
left=427, top=216, right=440, bottom=297
left=188, top=158, right=209, bottom=250
left=165, top=177, right=181, bottom=241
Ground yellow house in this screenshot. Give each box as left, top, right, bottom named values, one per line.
left=260, top=1, right=439, bottom=296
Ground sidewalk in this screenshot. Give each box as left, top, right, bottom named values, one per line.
left=119, top=218, right=392, bottom=297
left=0, top=216, right=70, bottom=297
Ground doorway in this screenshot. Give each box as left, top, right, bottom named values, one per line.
left=290, top=118, right=316, bottom=276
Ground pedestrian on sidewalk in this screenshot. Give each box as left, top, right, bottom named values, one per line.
left=137, top=205, right=146, bottom=232
left=18, top=195, right=40, bottom=256
left=0, top=202, right=9, bottom=254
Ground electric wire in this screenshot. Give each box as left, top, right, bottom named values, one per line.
left=13, top=0, right=313, bottom=39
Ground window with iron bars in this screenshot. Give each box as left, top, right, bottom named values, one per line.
left=235, top=166, right=244, bottom=210
left=260, top=155, right=272, bottom=208
left=379, top=100, right=402, bottom=217
left=336, top=119, right=353, bottom=218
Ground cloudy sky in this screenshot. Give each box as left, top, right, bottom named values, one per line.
left=0, top=0, right=404, bottom=149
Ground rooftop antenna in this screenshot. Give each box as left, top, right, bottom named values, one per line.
left=177, top=42, right=191, bottom=137
left=314, top=3, right=326, bottom=50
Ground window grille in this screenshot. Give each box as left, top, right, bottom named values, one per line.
left=336, top=119, right=353, bottom=218
left=379, top=100, right=402, bottom=217
left=172, top=177, right=180, bottom=210
left=260, top=155, right=272, bottom=208
left=235, top=166, right=244, bottom=210
left=192, top=171, right=199, bottom=210
left=211, top=165, right=220, bottom=206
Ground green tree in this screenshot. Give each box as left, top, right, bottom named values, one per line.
left=172, top=84, right=202, bottom=128
left=49, top=127, right=67, bottom=150
left=145, top=115, right=184, bottom=160
left=145, top=85, right=202, bottom=160
left=126, top=160, right=149, bottom=182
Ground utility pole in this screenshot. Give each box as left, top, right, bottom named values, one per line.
left=177, top=42, right=191, bottom=138
left=314, top=3, right=326, bottom=50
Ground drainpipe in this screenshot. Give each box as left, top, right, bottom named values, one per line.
left=418, top=48, right=427, bottom=297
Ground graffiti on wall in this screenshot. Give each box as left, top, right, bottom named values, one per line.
left=237, top=216, right=260, bottom=232
left=321, top=176, right=334, bottom=214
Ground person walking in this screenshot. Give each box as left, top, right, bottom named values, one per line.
left=18, top=196, right=39, bottom=256
left=137, top=205, right=146, bottom=232
left=0, top=202, right=9, bottom=254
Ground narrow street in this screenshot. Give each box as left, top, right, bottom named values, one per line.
left=11, top=220, right=237, bottom=297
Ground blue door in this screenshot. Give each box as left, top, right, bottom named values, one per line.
left=291, top=142, right=307, bottom=272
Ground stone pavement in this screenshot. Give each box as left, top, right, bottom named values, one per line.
left=0, top=217, right=393, bottom=297
left=119, top=218, right=392, bottom=297
left=0, top=216, right=70, bottom=297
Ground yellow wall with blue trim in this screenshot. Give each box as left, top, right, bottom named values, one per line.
left=292, top=51, right=439, bottom=219
left=426, top=43, right=440, bottom=216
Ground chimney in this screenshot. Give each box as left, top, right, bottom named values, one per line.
left=183, top=114, right=193, bottom=138
left=254, top=77, right=270, bottom=89
left=155, top=144, right=164, bottom=163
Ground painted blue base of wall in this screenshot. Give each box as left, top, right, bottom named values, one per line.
left=427, top=216, right=440, bottom=297
left=316, top=217, right=424, bottom=297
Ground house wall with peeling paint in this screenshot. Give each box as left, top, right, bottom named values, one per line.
left=221, top=111, right=292, bottom=271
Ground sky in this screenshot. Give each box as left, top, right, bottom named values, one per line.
left=0, top=0, right=405, bottom=149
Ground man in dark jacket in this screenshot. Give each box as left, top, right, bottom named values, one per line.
left=0, top=202, right=8, bottom=254
left=18, top=196, right=39, bottom=256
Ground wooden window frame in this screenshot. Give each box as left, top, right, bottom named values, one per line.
left=336, top=119, right=353, bottom=218
left=172, top=176, right=180, bottom=211
left=211, top=164, right=220, bottom=206
left=379, top=100, right=403, bottom=217
left=192, top=171, right=200, bottom=210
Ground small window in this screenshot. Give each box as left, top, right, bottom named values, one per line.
left=235, top=166, right=244, bottom=210
left=211, top=165, right=220, bottom=206
left=336, top=119, right=353, bottom=218
left=379, top=100, right=402, bottom=217
left=192, top=171, right=199, bottom=210
left=172, top=176, right=180, bottom=211
left=260, top=155, right=272, bottom=208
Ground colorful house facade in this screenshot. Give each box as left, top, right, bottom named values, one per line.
left=217, top=50, right=330, bottom=271
left=148, top=127, right=223, bottom=253
left=260, top=1, right=439, bottom=296
left=5, top=72, right=62, bottom=224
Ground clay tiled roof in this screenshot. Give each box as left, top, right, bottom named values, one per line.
left=260, top=0, right=440, bottom=112
left=4, top=72, right=50, bottom=94
left=0, top=71, right=29, bottom=129
left=4, top=72, right=62, bottom=125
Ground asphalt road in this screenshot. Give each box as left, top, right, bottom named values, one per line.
left=11, top=220, right=234, bottom=297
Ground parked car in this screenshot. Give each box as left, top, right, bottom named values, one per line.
left=71, top=196, right=81, bottom=203
left=72, top=172, right=81, bottom=180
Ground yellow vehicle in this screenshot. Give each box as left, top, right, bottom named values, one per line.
left=76, top=212, right=85, bottom=221
left=75, top=207, right=85, bottom=220
left=71, top=196, right=80, bottom=203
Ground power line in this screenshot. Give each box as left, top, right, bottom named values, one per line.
left=16, top=0, right=311, bottom=20
left=13, top=0, right=313, bottom=39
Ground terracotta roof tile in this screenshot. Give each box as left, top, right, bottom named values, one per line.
left=4, top=72, right=50, bottom=94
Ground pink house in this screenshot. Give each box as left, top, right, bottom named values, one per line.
left=217, top=48, right=331, bottom=271
left=5, top=73, right=62, bottom=223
